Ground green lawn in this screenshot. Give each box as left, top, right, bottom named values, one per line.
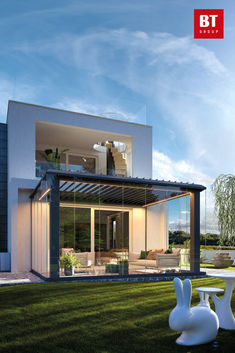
left=200, top=264, right=235, bottom=271
left=181, top=264, right=235, bottom=271
left=0, top=278, right=234, bottom=353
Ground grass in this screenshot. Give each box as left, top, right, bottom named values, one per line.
left=200, top=264, right=235, bottom=271
left=181, top=264, right=235, bottom=271
left=0, top=278, right=234, bottom=353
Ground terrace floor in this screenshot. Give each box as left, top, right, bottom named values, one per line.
left=0, top=271, right=43, bottom=286
left=0, top=265, right=234, bottom=286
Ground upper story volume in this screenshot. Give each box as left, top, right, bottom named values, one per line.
left=7, top=101, right=153, bottom=182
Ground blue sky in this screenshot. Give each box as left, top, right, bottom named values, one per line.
left=1, top=0, right=235, bottom=231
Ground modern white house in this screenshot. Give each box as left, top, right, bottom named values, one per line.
left=0, top=101, right=205, bottom=279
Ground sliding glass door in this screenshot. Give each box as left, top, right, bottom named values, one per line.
left=95, top=210, right=129, bottom=265
left=59, top=205, right=129, bottom=276
left=60, top=207, right=91, bottom=252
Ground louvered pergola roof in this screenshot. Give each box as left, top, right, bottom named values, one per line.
left=30, top=170, right=206, bottom=207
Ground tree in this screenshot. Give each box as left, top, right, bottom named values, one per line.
left=211, top=174, right=235, bottom=245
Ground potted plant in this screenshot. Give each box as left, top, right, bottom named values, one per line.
left=105, top=263, right=119, bottom=273
left=60, top=253, right=80, bottom=276
left=212, top=250, right=233, bottom=268
left=40, top=148, right=69, bottom=170
left=118, top=259, right=129, bottom=275
left=165, top=243, right=174, bottom=254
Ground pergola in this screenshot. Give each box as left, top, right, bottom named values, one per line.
left=30, top=170, right=206, bottom=279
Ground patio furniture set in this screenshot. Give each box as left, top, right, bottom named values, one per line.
left=60, top=248, right=182, bottom=276
left=169, top=273, right=235, bottom=346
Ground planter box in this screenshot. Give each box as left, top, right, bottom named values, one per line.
left=180, top=249, right=190, bottom=265
left=105, top=263, right=119, bottom=273
left=118, top=264, right=129, bottom=275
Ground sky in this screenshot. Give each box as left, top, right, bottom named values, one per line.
left=1, top=0, right=235, bottom=232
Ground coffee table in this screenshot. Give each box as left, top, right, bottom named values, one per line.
left=208, top=273, right=235, bottom=330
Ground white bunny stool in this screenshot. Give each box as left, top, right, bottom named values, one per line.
left=169, top=278, right=219, bottom=346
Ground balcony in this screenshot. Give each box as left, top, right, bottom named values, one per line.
left=36, top=151, right=96, bottom=178
left=36, top=142, right=130, bottom=178
left=35, top=121, right=132, bottom=179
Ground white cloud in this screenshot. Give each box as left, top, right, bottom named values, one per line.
left=152, top=149, right=213, bottom=185
left=181, top=210, right=189, bottom=214
left=13, top=29, right=227, bottom=77
left=56, top=98, right=140, bottom=123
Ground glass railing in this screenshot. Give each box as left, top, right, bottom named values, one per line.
left=36, top=161, right=66, bottom=178
left=36, top=161, right=127, bottom=178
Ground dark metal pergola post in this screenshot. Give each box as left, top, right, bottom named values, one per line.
left=49, top=174, right=60, bottom=279
left=190, top=191, right=201, bottom=273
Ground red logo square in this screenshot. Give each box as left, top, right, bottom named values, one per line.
left=194, top=9, right=224, bottom=39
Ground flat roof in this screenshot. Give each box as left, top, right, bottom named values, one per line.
left=7, top=100, right=152, bottom=128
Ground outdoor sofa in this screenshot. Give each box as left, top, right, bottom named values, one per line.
left=129, top=248, right=181, bottom=269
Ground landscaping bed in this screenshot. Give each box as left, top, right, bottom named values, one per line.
left=0, top=279, right=234, bottom=353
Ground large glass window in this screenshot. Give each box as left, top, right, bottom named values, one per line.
left=68, top=154, right=96, bottom=174
left=60, top=207, right=91, bottom=252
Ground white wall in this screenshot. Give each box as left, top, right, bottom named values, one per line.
left=147, top=203, right=169, bottom=251
left=131, top=208, right=146, bottom=253
left=32, top=197, right=50, bottom=276
left=130, top=203, right=169, bottom=255
left=9, top=179, right=37, bottom=273
left=7, top=101, right=152, bottom=272
left=17, top=189, right=32, bottom=272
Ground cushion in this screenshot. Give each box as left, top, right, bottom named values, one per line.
left=139, top=250, right=150, bottom=259
left=61, top=248, right=74, bottom=256
left=172, top=248, right=181, bottom=255
left=99, top=251, right=117, bottom=258
left=147, top=249, right=164, bottom=260
left=129, top=252, right=139, bottom=261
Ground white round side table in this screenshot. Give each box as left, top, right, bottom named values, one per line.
left=208, top=273, right=235, bottom=330
left=195, top=287, right=224, bottom=308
